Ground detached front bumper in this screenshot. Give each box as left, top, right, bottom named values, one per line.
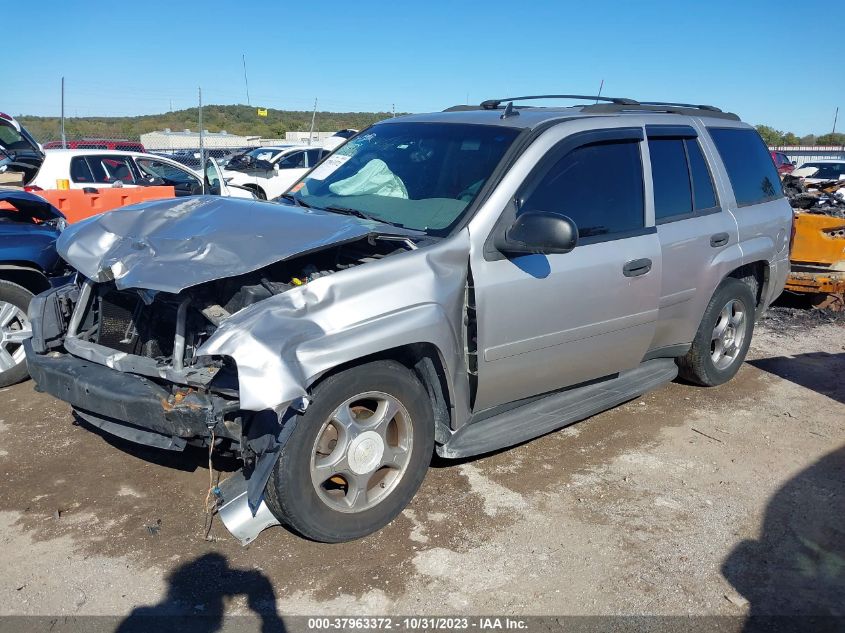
left=25, top=340, right=240, bottom=450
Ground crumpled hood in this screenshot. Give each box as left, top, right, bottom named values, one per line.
left=57, top=196, right=375, bottom=293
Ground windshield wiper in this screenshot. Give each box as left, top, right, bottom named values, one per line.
left=277, top=193, right=312, bottom=208
left=321, top=204, right=380, bottom=222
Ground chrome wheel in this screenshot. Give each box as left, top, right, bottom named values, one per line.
left=711, top=299, right=746, bottom=371
left=0, top=301, right=30, bottom=373
left=310, top=391, right=413, bottom=514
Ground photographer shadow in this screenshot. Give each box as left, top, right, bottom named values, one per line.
left=115, top=552, right=286, bottom=633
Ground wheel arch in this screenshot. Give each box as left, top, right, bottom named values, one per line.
left=304, top=342, right=454, bottom=445
left=727, top=260, right=769, bottom=313
left=0, top=263, right=51, bottom=295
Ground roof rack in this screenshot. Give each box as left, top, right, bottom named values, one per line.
left=445, top=95, right=741, bottom=121
left=479, top=95, right=640, bottom=109
left=639, top=101, right=723, bottom=112
left=581, top=102, right=740, bottom=121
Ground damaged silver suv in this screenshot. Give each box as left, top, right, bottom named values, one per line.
left=26, top=95, right=792, bottom=543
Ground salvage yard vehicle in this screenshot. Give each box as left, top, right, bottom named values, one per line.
left=222, top=145, right=325, bottom=199
left=0, top=190, right=70, bottom=387
left=27, top=150, right=255, bottom=199
left=25, top=95, right=791, bottom=543
left=781, top=172, right=845, bottom=309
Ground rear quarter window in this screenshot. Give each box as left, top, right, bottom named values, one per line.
left=708, top=128, right=782, bottom=207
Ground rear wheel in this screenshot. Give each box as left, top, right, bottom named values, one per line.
left=0, top=280, right=34, bottom=388
left=264, top=360, right=434, bottom=542
left=678, top=278, right=756, bottom=386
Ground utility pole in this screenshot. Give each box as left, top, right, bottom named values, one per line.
left=833, top=107, right=839, bottom=135
left=392, top=103, right=395, bottom=118
left=308, top=98, right=317, bottom=145
left=60, top=77, right=67, bottom=148
left=242, top=54, right=251, bottom=106
left=198, top=87, right=205, bottom=192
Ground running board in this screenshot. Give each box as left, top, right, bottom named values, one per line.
left=438, top=358, right=678, bottom=459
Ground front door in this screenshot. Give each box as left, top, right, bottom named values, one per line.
left=470, top=129, right=662, bottom=412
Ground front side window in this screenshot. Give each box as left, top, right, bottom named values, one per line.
left=708, top=128, right=782, bottom=206
left=277, top=151, right=306, bottom=169
left=519, top=140, right=644, bottom=239
left=136, top=158, right=198, bottom=185
left=305, top=149, right=324, bottom=167
left=290, top=122, right=520, bottom=235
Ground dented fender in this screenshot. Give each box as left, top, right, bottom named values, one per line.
left=198, top=231, right=472, bottom=423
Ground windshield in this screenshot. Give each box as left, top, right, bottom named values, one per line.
left=288, top=122, right=520, bottom=235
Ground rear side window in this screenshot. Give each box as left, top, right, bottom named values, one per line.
left=69, top=157, right=94, bottom=182
left=708, top=128, right=782, bottom=206
left=648, top=138, right=692, bottom=220
left=685, top=139, right=717, bottom=210
left=520, top=140, right=644, bottom=239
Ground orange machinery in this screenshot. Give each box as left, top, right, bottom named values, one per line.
left=786, top=211, right=845, bottom=309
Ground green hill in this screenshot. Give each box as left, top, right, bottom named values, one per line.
left=17, top=104, right=399, bottom=143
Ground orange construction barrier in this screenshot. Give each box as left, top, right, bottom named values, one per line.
left=36, top=186, right=177, bottom=223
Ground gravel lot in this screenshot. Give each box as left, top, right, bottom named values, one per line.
left=0, top=304, right=842, bottom=629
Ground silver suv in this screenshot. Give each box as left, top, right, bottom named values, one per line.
left=25, top=95, right=792, bottom=543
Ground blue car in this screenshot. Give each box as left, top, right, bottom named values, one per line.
left=0, top=190, right=69, bottom=386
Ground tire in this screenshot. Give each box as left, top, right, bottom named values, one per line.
left=678, top=277, right=756, bottom=387
left=265, top=360, right=434, bottom=542
left=0, top=280, right=34, bottom=388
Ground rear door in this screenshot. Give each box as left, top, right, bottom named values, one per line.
left=470, top=127, right=662, bottom=412
left=645, top=125, right=739, bottom=352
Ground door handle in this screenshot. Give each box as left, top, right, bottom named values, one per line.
left=710, top=232, right=729, bottom=248
left=623, top=258, right=652, bottom=277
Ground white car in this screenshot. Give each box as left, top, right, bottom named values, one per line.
left=222, top=146, right=326, bottom=200
left=28, top=149, right=254, bottom=198
left=793, top=159, right=845, bottom=185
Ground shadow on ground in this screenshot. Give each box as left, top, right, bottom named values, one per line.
left=722, top=446, right=845, bottom=632
left=748, top=352, right=845, bottom=405
left=115, top=552, right=285, bottom=633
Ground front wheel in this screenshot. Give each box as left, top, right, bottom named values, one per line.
left=0, top=280, right=34, bottom=388
left=678, top=277, right=756, bottom=386
left=264, top=360, right=434, bottom=542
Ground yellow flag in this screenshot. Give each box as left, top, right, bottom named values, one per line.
left=257, top=108, right=268, bottom=117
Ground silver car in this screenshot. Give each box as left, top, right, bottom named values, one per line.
left=25, top=95, right=792, bottom=543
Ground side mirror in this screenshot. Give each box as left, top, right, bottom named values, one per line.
left=273, top=163, right=280, bottom=172
left=495, top=211, right=578, bottom=255
left=791, top=161, right=797, bottom=166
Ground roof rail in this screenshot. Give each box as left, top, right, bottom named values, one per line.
left=581, top=102, right=740, bottom=121
left=639, top=101, right=723, bottom=112
left=479, top=95, right=640, bottom=109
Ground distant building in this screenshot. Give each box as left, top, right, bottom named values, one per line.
left=140, top=128, right=260, bottom=151
left=285, top=131, right=337, bottom=143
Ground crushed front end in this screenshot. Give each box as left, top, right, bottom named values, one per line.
left=26, top=278, right=243, bottom=451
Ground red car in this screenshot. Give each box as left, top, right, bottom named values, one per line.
left=770, top=151, right=795, bottom=175
left=43, top=139, right=145, bottom=152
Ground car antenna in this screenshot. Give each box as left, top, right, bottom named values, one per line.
left=500, top=101, right=519, bottom=120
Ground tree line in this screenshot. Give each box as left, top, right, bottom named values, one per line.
left=16, top=104, right=397, bottom=143
left=755, top=125, right=845, bottom=147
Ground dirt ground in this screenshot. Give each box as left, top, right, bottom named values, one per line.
left=0, top=303, right=842, bottom=629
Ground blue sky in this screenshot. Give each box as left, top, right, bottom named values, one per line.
left=4, top=0, right=842, bottom=135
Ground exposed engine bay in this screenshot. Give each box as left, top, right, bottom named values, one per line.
left=64, top=236, right=412, bottom=389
